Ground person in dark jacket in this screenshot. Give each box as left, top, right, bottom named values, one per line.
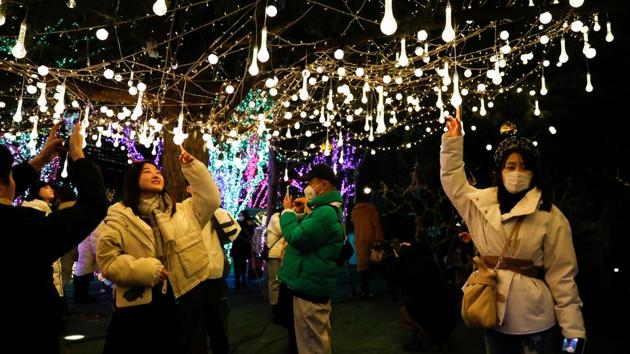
left=279, top=164, right=345, bottom=354
left=0, top=123, right=108, bottom=354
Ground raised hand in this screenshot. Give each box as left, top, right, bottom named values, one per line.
left=29, top=123, right=64, bottom=170
left=68, top=122, right=86, bottom=162
left=178, top=145, right=194, bottom=164
left=445, top=106, right=463, bottom=138
left=283, top=192, right=294, bottom=210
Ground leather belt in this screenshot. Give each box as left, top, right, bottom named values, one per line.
left=482, top=256, right=544, bottom=279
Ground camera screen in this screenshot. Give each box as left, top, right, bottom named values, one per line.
left=562, top=338, right=578, bottom=353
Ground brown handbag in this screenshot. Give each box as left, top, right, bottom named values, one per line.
left=461, top=217, right=523, bottom=329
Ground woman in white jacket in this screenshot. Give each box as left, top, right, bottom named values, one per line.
left=96, top=147, right=220, bottom=354
left=441, top=109, right=585, bottom=354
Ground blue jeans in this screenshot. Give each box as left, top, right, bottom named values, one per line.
left=485, top=326, right=561, bottom=354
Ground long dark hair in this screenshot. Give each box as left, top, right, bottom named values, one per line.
left=26, top=180, right=53, bottom=202
left=121, top=161, right=176, bottom=216
left=495, top=149, right=552, bottom=213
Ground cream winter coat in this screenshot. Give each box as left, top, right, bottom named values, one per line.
left=440, top=135, right=586, bottom=339
left=266, top=212, right=285, bottom=259
left=96, top=159, right=220, bottom=306
left=22, top=199, right=64, bottom=297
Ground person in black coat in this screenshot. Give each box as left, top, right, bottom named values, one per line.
left=0, top=123, right=108, bottom=354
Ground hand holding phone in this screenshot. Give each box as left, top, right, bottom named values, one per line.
left=562, top=338, right=585, bottom=354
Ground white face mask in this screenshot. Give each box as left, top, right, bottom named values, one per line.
left=304, top=182, right=322, bottom=201
left=502, top=171, right=533, bottom=194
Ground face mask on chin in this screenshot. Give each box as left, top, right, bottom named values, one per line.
left=502, top=171, right=533, bottom=194
left=304, top=182, right=323, bottom=201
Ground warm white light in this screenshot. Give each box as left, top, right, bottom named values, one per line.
left=414, top=68, right=423, bottom=77
left=540, top=35, right=549, bottom=45
left=380, top=0, right=397, bottom=35
left=450, top=73, right=462, bottom=107
left=37, top=65, right=49, bottom=76
left=12, top=21, right=28, bottom=59
left=442, top=3, right=456, bottom=43
left=417, top=30, right=428, bottom=41
left=13, top=98, right=23, bottom=122
left=540, top=75, right=548, bottom=96
left=479, top=97, right=486, bottom=116
left=208, top=54, right=219, bottom=64
left=569, top=0, right=584, bottom=8
left=485, top=144, right=492, bottom=151
left=137, top=82, right=147, bottom=92
left=539, top=12, right=552, bottom=25
left=464, top=69, right=472, bottom=78
left=248, top=46, right=259, bottom=76
left=128, top=86, right=138, bottom=96
left=334, top=49, right=344, bottom=60
left=585, top=72, right=593, bottom=92
left=355, top=67, right=364, bottom=77
left=266, top=5, right=278, bottom=17
left=614, top=268, right=619, bottom=273
left=398, top=38, right=409, bottom=67
left=64, top=335, right=85, bottom=341
left=606, top=21, right=614, bottom=42
left=152, top=0, right=167, bottom=16
left=96, top=28, right=109, bottom=40
left=363, top=186, right=372, bottom=194
left=559, top=37, right=569, bottom=63
left=383, top=75, right=391, bottom=84
left=104, top=69, right=114, bottom=79
left=26, top=85, right=37, bottom=94
left=548, top=126, right=557, bottom=134
left=571, top=20, right=584, bottom=32
left=534, top=100, right=541, bottom=116
left=500, top=30, right=509, bottom=40
left=257, top=27, right=270, bottom=63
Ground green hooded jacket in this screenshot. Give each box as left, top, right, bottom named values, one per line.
left=278, top=190, right=344, bottom=298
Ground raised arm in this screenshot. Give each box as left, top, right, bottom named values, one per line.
left=179, top=146, right=220, bottom=227
left=440, top=109, right=478, bottom=222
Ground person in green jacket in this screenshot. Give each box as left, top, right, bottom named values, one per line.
left=279, top=164, right=345, bottom=354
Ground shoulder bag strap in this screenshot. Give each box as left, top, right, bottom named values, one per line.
left=495, top=216, right=524, bottom=271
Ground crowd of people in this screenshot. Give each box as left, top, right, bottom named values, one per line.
left=0, top=107, right=586, bottom=354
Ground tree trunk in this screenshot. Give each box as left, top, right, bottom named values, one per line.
left=162, top=127, right=209, bottom=202
left=265, top=147, right=278, bottom=224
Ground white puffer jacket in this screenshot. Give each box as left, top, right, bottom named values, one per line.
left=266, top=212, right=285, bottom=259
left=96, top=159, right=220, bottom=307
left=440, top=134, right=585, bottom=339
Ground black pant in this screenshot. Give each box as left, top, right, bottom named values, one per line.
left=233, top=257, right=248, bottom=288
left=178, top=279, right=230, bottom=354
left=73, top=273, right=93, bottom=303
left=104, top=283, right=179, bottom=354
left=360, top=270, right=371, bottom=295
left=278, top=283, right=298, bottom=354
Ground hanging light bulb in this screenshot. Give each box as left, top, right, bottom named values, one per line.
left=266, top=5, right=278, bottom=17
left=539, top=12, right=553, bottom=25
left=417, top=30, right=428, bottom=41
left=380, top=0, right=397, bottom=35
left=585, top=71, right=593, bottom=92
left=283, top=167, right=289, bottom=182
left=442, top=62, right=451, bottom=86
left=37, top=65, right=49, bottom=76
left=60, top=154, right=70, bottom=178
left=540, top=75, right=548, bottom=95
left=326, top=88, right=334, bottom=110
left=13, top=98, right=23, bottom=123
left=248, top=46, right=259, bottom=76
left=593, top=15, right=601, bottom=32
left=364, top=115, right=371, bottom=131
left=54, top=84, right=66, bottom=115
left=66, top=0, right=76, bottom=9
left=153, top=0, right=167, bottom=16
left=559, top=37, right=569, bottom=63
left=339, top=149, right=344, bottom=164
left=534, top=100, right=541, bottom=116
left=12, top=21, right=28, bottom=59
left=450, top=72, right=462, bottom=107
left=96, top=28, right=109, bottom=40
left=324, top=137, right=331, bottom=156
left=338, top=130, right=343, bottom=147
left=606, top=21, right=614, bottom=42
left=569, top=0, right=584, bottom=8
left=257, top=26, right=270, bottom=63
left=286, top=128, right=292, bottom=138
left=480, top=97, right=486, bottom=116
left=173, top=110, right=189, bottom=145
left=299, top=70, right=309, bottom=101
left=398, top=38, right=409, bottom=67
left=442, top=3, right=456, bottom=43
left=436, top=87, right=444, bottom=108
left=95, top=132, right=102, bottom=147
